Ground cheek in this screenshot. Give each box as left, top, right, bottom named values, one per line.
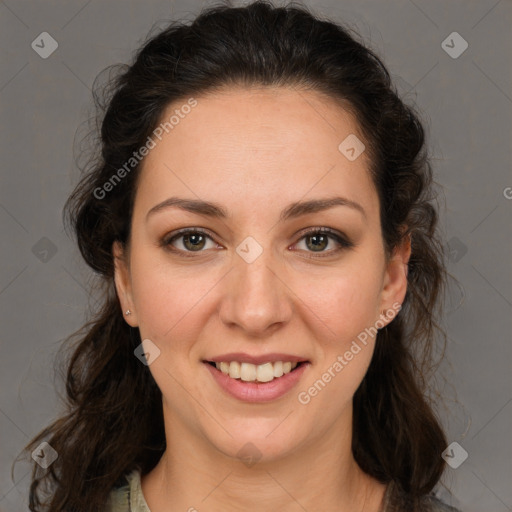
left=295, top=273, right=380, bottom=414
left=130, top=257, right=220, bottom=342
left=295, top=267, right=382, bottom=342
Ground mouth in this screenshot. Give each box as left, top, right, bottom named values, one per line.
left=203, top=360, right=309, bottom=383
left=202, top=358, right=311, bottom=402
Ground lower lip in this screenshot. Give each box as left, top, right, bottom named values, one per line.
left=203, top=362, right=310, bottom=402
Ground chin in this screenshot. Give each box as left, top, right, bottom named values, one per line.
left=206, top=427, right=304, bottom=467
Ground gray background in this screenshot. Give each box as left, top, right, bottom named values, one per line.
left=1, top=0, right=511, bottom=511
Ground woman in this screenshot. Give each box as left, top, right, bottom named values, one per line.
left=21, top=1, right=462, bottom=511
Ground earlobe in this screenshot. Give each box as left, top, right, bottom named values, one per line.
left=112, top=241, right=138, bottom=326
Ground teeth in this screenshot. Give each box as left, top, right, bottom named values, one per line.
left=255, top=362, right=273, bottom=383
left=273, top=361, right=283, bottom=378
left=228, top=361, right=241, bottom=379
left=214, top=361, right=299, bottom=382
left=240, top=362, right=257, bottom=382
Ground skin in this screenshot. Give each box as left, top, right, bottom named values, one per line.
left=113, top=86, right=411, bottom=512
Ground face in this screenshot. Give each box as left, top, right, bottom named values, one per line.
left=113, top=86, right=410, bottom=464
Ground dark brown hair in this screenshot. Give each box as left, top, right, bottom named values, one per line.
left=18, top=1, right=451, bottom=510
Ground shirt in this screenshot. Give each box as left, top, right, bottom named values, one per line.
left=105, top=469, right=462, bottom=512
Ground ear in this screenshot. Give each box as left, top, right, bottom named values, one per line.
left=113, top=241, right=138, bottom=327
left=377, top=233, right=411, bottom=326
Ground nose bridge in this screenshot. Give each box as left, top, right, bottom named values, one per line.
left=220, top=244, right=292, bottom=334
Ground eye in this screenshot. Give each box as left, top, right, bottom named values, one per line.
left=162, top=228, right=219, bottom=254
left=161, top=226, right=354, bottom=258
left=292, top=227, right=354, bottom=256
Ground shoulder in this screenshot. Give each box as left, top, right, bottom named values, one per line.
left=383, top=480, right=463, bottom=512
left=105, top=474, right=130, bottom=512
left=421, top=494, right=462, bottom=512
left=105, top=469, right=151, bottom=512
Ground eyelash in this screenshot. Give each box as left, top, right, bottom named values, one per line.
left=160, top=227, right=354, bottom=259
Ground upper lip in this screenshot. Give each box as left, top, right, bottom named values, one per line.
left=204, top=353, right=309, bottom=365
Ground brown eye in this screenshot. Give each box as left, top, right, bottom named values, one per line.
left=293, top=227, right=354, bottom=257
left=305, top=233, right=329, bottom=252
left=162, top=228, right=218, bottom=254
left=182, top=233, right=207, bottom=251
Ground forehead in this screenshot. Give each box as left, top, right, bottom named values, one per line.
left=134, top=86, right=378, bottom=220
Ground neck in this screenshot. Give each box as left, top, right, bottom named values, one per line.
left=141, top=407, right=386, bottom=512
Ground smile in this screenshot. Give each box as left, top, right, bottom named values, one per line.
left=210, top=360, right=300, bottom=382
left=203, top=360, right=310, bottom=402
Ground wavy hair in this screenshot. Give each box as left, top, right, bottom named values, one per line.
left=18, top=1, right=451, bottom=510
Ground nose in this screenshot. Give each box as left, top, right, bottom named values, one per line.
left=218, top=250, right=293, bottom=336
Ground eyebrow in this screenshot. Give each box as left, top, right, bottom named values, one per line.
left=146, top=196, right=366, bottom=222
